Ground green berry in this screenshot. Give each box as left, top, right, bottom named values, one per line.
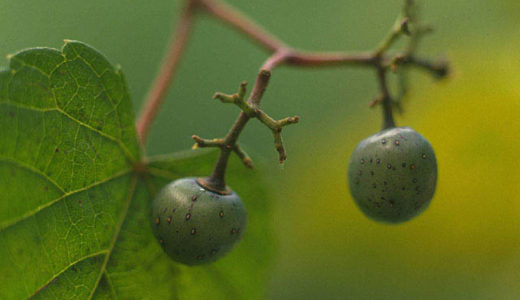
left=348, top=127, right=437, bottom=223
left=151, top=177, right=247, bottom=265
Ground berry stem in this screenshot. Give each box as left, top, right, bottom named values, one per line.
left=376, top=65, right=396, bottom=130
left=203, top=68, right=273, bottom=191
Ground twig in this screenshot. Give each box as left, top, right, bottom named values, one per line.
left=197, top=69, right=277, bottom=192
left=197, top=0, right=286, bottom=52
left=207, top=78, right=299, bottom=163
left=136, top=0, right=449, bottom=192
left=135, top=1, right=196, bottom=144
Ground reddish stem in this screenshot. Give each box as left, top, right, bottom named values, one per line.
left=197, top=0, right=285, bottom=52
left=135, top=0, right=448, bottom=193
left=136, top=1, right=196, bottom=144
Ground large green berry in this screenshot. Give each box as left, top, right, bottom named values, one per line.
left=151, top=177, right=247, bottom=265
left=348, top=127, right=437, bottom=223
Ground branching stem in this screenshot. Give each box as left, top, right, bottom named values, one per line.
left=136, top=0, right=449, bottom=192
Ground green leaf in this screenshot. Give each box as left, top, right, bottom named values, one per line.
left=0, top=41, right=272, bottom=299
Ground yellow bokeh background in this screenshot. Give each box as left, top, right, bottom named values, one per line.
left=270, top=46, right=520, bottom=299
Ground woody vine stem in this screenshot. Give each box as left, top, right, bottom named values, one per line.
left=135, top=0, right=449, bottom=193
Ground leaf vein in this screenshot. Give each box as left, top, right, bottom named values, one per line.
left=88, top=175, right=138, bottom=299
left=30, top=250, right=109, bottom=298
left=104, top=270, right=118, bottom=300
left=0, top=167, right=133, bottom=231
left=0, top=102, right=136, bottom=163
left=0, top=156, right=66, bottom=193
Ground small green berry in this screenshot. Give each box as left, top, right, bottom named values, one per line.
left=151, top=177, right=247, bottom=265
left=348, top=127, right=437, bottom=223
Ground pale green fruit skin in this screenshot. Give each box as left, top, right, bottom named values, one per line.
left=348, top=127, right=437, bottom=223
left=151, top=177, right=247, bottom=265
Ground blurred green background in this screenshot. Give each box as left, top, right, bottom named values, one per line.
left=1, top=0, right=519, bottom=298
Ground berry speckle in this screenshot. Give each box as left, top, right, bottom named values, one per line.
left=151, top=177, right=247, bottom=265
left=348, top=127, right=437, bottom=223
